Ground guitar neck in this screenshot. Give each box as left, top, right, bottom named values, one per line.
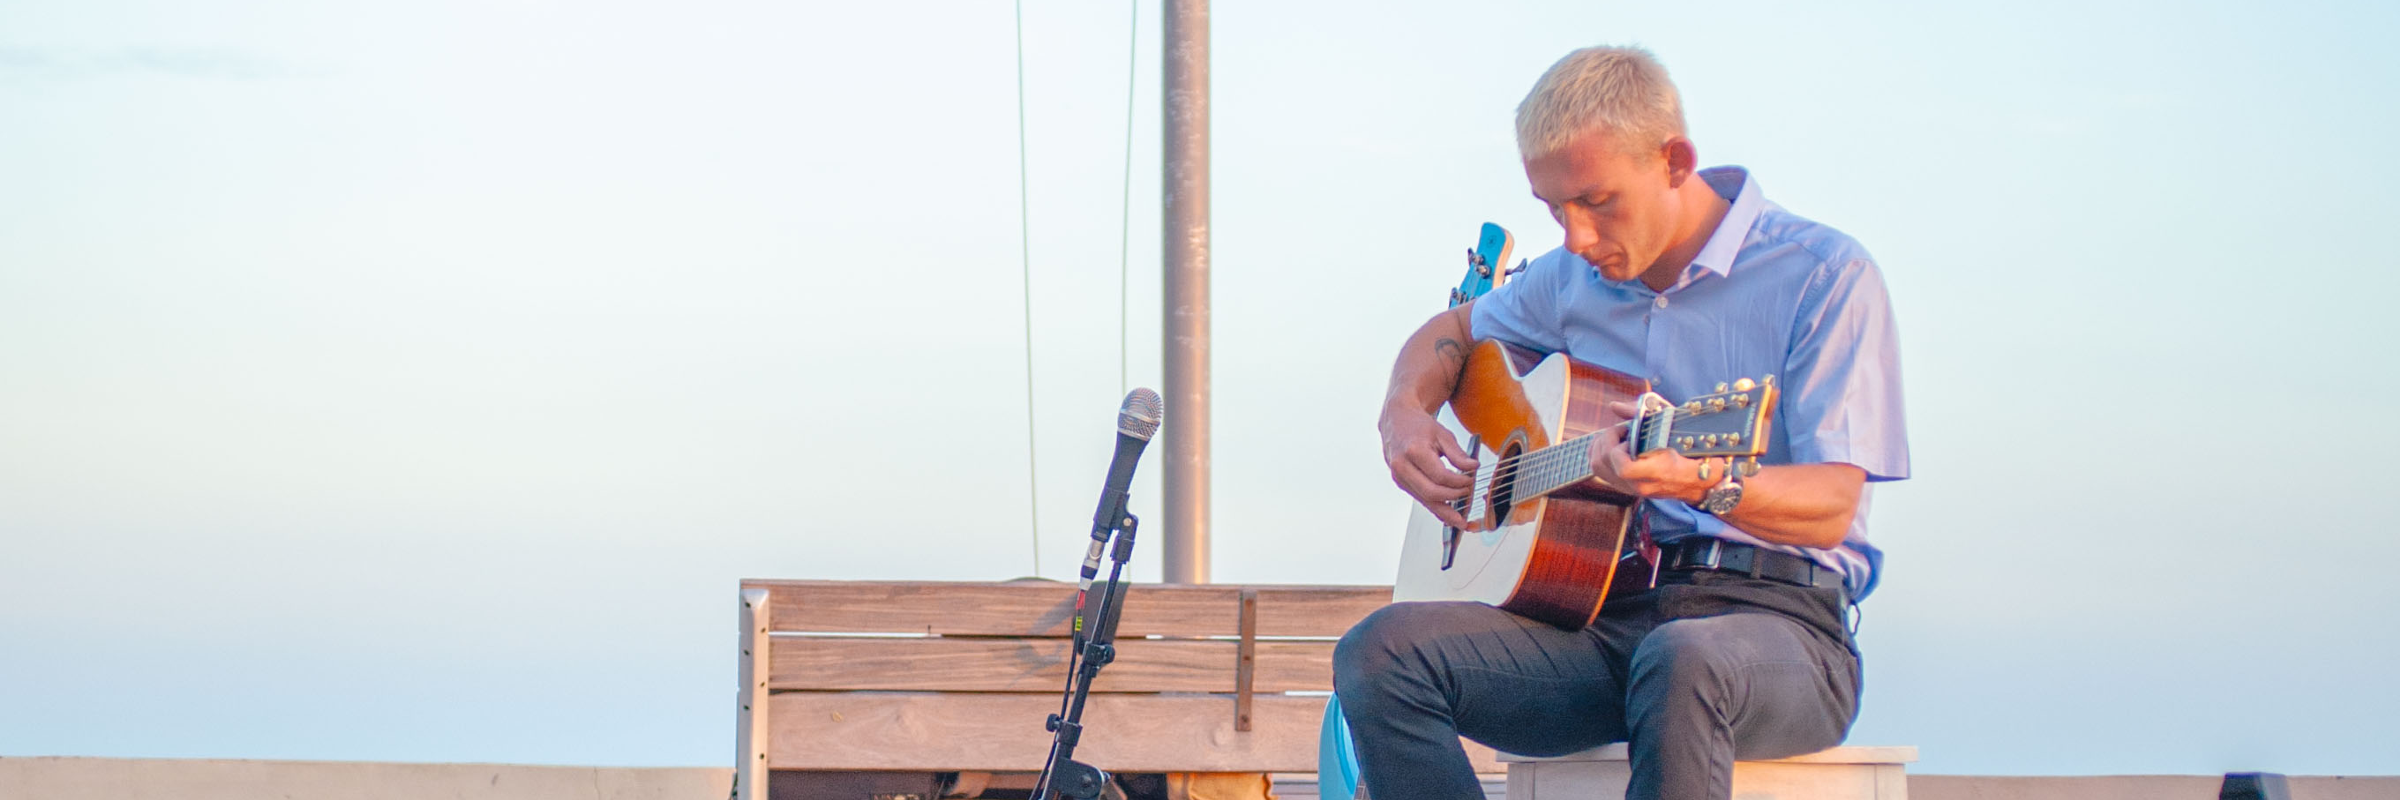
left=1500, top=409, right=1681, bottom=501
left=1502, top=428, right=1611, bottom=501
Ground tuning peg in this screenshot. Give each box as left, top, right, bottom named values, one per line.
left=1739, top=458, right=1762, bottom=478
left=1714, top=382, right=1730, bottom=394
left=1505, top=259, right=1528, bottom=277
left=1761, top=375, right=1776, bottom=388
left=1733, top=378, right=1755, bottom=392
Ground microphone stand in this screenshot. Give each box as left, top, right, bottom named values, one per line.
left=1032, top=510, right=1139, bottom=800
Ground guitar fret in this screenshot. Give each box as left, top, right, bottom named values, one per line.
left=1509, top=429, right=1606, bottom=503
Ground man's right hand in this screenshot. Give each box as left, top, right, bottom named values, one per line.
left=1380, top=405, right=1480, bottom=529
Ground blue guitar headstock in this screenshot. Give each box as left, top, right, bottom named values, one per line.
left=1448, top=222, right=1520, bottom=308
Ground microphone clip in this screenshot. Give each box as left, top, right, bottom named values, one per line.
left=1040, top=511, right=1139, bottom=800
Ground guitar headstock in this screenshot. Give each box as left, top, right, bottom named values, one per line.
left=1630, top=376, right=1778, bottom=460
left=1448, top=222, right=1519, bottom=308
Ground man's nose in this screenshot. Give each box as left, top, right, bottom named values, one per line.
left=1559, top=210, right=1599, bottom=255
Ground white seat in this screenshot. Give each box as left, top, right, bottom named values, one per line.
left=1499, top=744, right=1917, bottom=800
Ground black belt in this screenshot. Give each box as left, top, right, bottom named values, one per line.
left=1662, top=538, right=1835, bottom=589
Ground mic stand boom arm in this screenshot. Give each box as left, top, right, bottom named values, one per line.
left=1033, top=511, right=1138, bottom=800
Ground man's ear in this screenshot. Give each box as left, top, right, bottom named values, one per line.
left=1662, top=137, right=1698, bottom=187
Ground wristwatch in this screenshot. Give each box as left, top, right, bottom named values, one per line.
left=1698, top=471, right=1744, bottom=516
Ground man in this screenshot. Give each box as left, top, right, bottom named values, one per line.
left=1333, top=46, right=1908, bottom=800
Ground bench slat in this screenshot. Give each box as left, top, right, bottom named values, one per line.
left=766, top=692, right=1503, bottom=773
left=742, top=580, right=1390, bottom=638
left=768, top=637, right=1334, bottom=693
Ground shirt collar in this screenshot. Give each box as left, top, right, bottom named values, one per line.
left=1687, top=166, right=1765, bottom=278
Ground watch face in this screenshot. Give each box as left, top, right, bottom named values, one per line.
left=1702, top=483, right=1743, bottom=515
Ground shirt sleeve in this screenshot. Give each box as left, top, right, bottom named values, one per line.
left=1781, top=257, right=1910, bottom=481
left=1467, top=247, right=1571, bottom=354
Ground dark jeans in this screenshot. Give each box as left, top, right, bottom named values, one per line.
left=1332, top=569, right=1862, bottom=800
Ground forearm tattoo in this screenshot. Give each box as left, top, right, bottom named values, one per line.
left=1434, top=337, right=1469, bottom=389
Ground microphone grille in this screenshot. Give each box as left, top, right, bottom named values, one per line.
left=1118, top=388, right=1164, bottom=441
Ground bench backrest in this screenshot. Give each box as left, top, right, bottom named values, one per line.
left=751, top=579, right=1387, bottom=694
left=734, top=579, right=1396, bottom=792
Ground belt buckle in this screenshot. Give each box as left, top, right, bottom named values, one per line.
left=1685, top=539, right=1724, bottom=570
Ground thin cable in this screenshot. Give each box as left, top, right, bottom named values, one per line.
left=1015, top=0, right=1042, bottom=576
left=1117, top=0, right=1138, bottom=394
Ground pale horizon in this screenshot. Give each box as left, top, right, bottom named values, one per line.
left=3, top=0, right=2396, bottom=778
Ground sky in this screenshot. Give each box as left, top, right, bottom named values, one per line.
left=4, top=0, right=2398, bottom=778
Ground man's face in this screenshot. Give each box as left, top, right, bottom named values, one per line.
left=1523, top=133, right=1684, bottom=284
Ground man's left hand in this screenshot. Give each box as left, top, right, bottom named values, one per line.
left=1588, top=402, right=1716, bottom=505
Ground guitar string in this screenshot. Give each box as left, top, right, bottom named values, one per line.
left=1448, top=421, right=1631, bottom=511
left=1475, top=405, right=1754, bottom=478
left=1454, top=414, right=1749, bottom=503
left=1459, top=418, right=1633, bottom=487
left=1450, top=442, right=1605, bottom=514
left=1467, top=439, right=1681, bottom=496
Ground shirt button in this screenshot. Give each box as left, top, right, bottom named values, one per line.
left=1653, top=295, right=1669, bottom=309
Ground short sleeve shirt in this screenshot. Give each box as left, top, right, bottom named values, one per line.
left=1470, top=167, right=1909, bottom=600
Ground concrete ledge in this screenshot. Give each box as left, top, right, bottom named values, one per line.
left=0, top=756, right=734, bottom=800
left=7, top=757, right=2397, bottom=800
left=1909, top=774, right=2400, bottom=800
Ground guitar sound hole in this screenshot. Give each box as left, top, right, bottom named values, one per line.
left=1487, top=443, right=1520, bottom=526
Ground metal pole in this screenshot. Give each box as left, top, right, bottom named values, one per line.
left=1161, top=0, right=1210, bottom=585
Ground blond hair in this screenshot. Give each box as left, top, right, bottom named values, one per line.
left=1515, top=45, right=1687, bottom=158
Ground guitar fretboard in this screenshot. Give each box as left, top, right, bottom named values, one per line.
left=1502, top=414, right=1667, bottom=502
left=1507, top=432, right=1596, bottom=499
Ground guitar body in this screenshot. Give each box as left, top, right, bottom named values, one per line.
left=1394, top=340, right=1651, bottom=629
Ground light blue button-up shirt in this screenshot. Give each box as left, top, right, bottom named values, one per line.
left=1471, top=167, right=1908, bottom=600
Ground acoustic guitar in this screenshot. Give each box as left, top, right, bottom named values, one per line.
left=1392, top=339, right=1778, bottom=629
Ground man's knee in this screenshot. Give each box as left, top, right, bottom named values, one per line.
left=1334, top=602, right=1434, bottom=679
left=1628, top=613, right=1856, bottom=754
left=1628, top=616, right=1750, bottom=706
left=1333, top=601, right=1481, bottom=698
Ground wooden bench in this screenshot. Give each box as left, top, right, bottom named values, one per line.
left=735, top=579, right=1509, bottom=799
left=1500, top=744, right=1917, bottom=800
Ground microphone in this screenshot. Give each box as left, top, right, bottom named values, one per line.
left=1079, top=388, right=1163, bottom=589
